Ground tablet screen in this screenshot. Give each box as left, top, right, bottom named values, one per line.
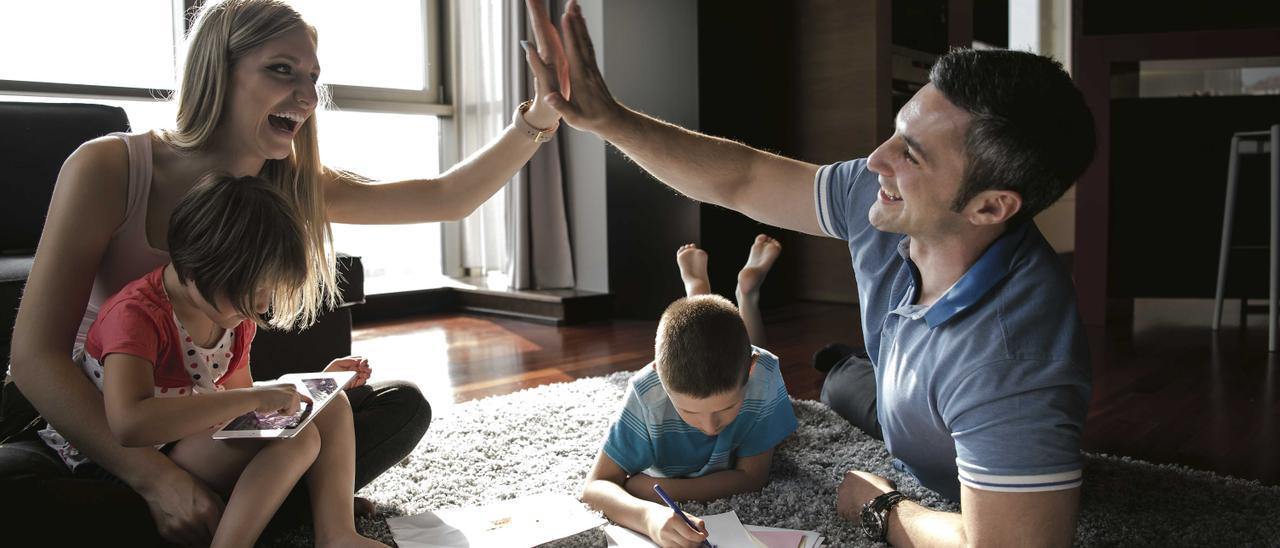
left=213, top=372, right=353, bottom=438
left=221, top=400, right=312, bottom=431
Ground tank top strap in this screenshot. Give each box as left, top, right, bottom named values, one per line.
left=110, top=131, right=154, bottom=234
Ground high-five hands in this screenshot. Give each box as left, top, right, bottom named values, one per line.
left=522, top=0, right=569, bottom=129
left=528, top=0, right=625, bottom=135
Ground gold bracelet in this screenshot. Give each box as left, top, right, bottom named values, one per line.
left=513, top=99, right=559, bottom=143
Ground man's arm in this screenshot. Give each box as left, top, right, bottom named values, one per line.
left=838, top=471, right=1079, bottom=547
left=623, top=448, right=774, bottom=503
left=546, top=0, right=824, bottom=236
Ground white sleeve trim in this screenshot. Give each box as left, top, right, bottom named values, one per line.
left=813, top=164, right=837, bottom=238
left=957, top=468, right=1083, bottom=493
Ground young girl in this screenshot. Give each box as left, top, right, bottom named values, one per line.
left=38, top=173, right=382, bottom=547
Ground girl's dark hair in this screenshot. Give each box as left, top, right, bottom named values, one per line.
left=168, top=173, right=309, bottom=329
left=930, top=48, right=1096, bottom=226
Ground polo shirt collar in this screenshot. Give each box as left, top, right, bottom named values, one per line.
left=897, top=222, right=1031, bottom=329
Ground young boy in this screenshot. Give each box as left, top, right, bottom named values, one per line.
left=582, top=235, right=797, bottom=548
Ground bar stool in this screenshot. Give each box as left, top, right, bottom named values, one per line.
left=1212, top=124, right=1279, bottom=352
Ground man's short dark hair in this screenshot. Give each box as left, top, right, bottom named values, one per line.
left=168, top=173, right=309, bottom=328
left=930, top=48, right=1096, bottom=226
left=654, top=295, right=752, bottom=398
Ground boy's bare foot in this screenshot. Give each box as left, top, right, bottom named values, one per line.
left=737, top=234, right=782, bottom=299
left=676, top=244, right=711, bottom=296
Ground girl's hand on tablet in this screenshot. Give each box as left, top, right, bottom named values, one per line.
left=251, top=383, right=310, bottom=416
left=325, top=356, right=372, bottom=389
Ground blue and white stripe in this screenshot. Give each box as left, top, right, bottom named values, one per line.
left=814, top=164, right=837, bottom=238
left=957, top=467, right=1083, bottom=493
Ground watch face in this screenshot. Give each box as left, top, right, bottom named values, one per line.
left=860, top=505, right=884, bottom=540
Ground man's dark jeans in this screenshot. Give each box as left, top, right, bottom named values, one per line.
left=820, top=350, right=884, bottom=441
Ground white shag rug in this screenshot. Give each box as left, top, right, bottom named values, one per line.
left=264, top=371, right=1280, bottom=547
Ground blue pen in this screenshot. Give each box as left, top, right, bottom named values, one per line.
left=653, top=484, right=714, bottom=548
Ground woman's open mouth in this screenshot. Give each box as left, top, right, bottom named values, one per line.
left=268, top=111, right=304, bottom=135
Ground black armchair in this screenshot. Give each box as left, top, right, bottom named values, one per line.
left=0, top=101, right=367, bottom=542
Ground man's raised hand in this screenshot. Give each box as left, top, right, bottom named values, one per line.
left=541, top=0, right=626, bottom=135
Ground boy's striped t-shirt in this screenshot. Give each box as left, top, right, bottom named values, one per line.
left=603, top=346, right=797, bottom=478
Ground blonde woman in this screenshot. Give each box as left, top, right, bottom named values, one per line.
left=8, top=0, right=567, bottom=543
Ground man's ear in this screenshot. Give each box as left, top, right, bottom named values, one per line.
left=965, top=189, right=1022, bottom=226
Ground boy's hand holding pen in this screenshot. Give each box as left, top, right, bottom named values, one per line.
left=651, top=484, right=713, bottom=548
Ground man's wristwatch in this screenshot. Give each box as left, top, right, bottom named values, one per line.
left=860, top=490, right=908, bottom=542
left=513, top=99, right=559, bottom=143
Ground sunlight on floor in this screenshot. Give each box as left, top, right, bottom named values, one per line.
left=355, top=326, right=458, bottom=417
left=352, top=316, right=545, bottom=419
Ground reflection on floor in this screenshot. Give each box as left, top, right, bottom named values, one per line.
left=353, top=300, right=1280, bottom=485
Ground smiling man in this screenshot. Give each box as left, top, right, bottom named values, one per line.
left=537, top=2, right=1095, bottom=545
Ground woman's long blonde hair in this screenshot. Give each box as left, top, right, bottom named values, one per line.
left=162, top=0, right=337, bottom=330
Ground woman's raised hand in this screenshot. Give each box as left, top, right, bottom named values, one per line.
left=522, top=0, right=569, bottom=129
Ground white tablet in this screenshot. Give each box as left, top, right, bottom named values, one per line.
left=212, top=371, right=355, bottom=439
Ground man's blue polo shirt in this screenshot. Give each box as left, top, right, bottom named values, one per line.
left=814, top=159, right=1091, bottom=501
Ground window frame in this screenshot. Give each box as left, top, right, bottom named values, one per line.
left=0, top=0, right=454, bottom=116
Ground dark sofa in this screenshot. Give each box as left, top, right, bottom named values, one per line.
left=0, top=101, right=368, bottom=542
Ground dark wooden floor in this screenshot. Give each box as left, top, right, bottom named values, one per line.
left=352, top=301, right=1280, bottom=486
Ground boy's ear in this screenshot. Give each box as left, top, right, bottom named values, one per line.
left=748, top=351, right=759, bottom=375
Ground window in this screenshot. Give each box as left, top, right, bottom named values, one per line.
left=323, top=110, right=446, bottom=294
left=0, top=1, right=179, bottom=90
left=0, top=0, right=453, bottom=295
left=291, top=0, right=429, bottom=91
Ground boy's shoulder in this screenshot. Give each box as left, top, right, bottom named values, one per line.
left=625, top=363, right=668, bottom=410
left=745, top=345, right=786, bottom=396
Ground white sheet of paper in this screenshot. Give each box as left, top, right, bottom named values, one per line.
left=387, top=493, right=604, bottom=548
left=605, top=511, right=773, bottom=548
left=702, top=511, right=761, bottom=548
left=604, top=524, right=661, bottom=548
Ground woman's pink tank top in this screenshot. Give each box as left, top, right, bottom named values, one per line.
left=76, top=132, right=171, bottom=346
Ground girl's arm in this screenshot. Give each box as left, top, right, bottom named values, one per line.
left=323, top=0, right=566, bottom=225
left=101, top=353, right=302, bottom=447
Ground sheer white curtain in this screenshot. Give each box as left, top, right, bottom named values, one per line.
left=454, top=0, right=509, bottom=277
left=503, top=1, right=575, bottom=290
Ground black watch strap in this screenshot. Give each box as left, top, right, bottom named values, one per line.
left=861, top=490, right=908, bottom=542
